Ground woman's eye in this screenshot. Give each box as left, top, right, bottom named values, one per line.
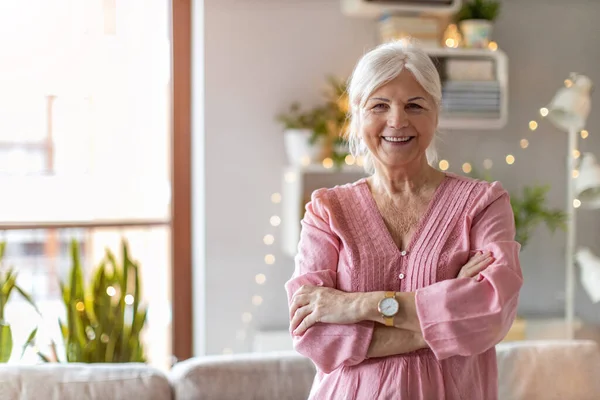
left=406, top=103, right=423, bottom=110
left=373, top=103, right=388, bottom=110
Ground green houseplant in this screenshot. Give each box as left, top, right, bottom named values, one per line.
left=276, top=102, right=329, bottom=166
left=30, top=239, right=147, bottom=363
left=510, top=185, right=567, bottom=250
left=455, top=0, right=501, bottom=48
left=0, top=242, right=40, bottom=362
left=472, top=170, right=567, bottom=250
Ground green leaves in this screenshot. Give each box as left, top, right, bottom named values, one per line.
left=456, top=0, right=501, bottom=22
left=511, top=185, right=567, bottom=249
left=0, top=241, right=40, bottom=362
left=0, top=322, right=12, bottom=363
left=35, top=239, right=147, bottom=363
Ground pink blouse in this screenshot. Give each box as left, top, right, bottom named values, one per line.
left=285, top=173, right=523, bottom=399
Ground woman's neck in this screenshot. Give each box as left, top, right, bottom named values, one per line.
left=369, top=160, right=444, bottom=197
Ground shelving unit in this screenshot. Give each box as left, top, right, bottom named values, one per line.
left=281, top=164, right=366, bottom=257
left=427, top=47, right=509, bottom=130
left=341, top=0, right=462, bottom=18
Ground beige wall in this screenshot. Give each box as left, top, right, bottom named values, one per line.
left=194, top=0, right=600, bottom=354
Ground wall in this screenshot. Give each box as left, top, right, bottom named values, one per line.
left=194, top=0, right=600, bottom=355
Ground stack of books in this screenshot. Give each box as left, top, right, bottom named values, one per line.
left=378, top=14, right=440, bottom=48
left=441, top=81, right=501, bottom=119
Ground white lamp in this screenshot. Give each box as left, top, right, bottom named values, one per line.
left=543, top=73, right=597, bottom=339
left=575, top=248, right=600, bottom=304
left=576, top=153, right=600, bottom=209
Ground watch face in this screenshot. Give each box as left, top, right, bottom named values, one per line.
left=380, top=297, right=399, bottom=317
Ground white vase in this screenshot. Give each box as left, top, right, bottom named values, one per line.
left=283, top=129, right=324, bottom=166
left=459, top=19, right=493, bottom=49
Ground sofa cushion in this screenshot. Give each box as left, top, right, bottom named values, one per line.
left=496, top=340, right=600, bottom=400
left=0, top=363, right=172, bottom=400
left=169, top=351, right=315, bottom=400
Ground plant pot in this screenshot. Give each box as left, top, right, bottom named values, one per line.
left=459, top=19, right=493, bottom=49
left=284, top=129, right=325, bottom=166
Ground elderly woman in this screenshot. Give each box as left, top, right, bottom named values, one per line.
left=285, top=42, right=523, bottom=399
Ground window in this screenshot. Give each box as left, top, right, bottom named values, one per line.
left=0, top=0, right=172, bottom=370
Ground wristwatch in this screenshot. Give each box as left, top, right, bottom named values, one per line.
left=377, top=291, right=400, bottom=327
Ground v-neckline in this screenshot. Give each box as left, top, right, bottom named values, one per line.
left=359, top=174, right=450, bottom=257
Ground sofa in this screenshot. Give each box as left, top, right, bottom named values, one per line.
left=0, top=340, right=598, bottom=400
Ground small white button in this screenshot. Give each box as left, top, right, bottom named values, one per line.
left=399, top=273, right=405, bottom=279
left=400, top=250, right=407, bottom=256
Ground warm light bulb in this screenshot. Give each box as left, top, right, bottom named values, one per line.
left=573, top=199, right=582, bottom=208
left=581, top=130, right=589, bottom=139
left=252, top=295, right=263, bottom=306
left=106, top=286, right=116, bottom=297
left=483, top=159, right=493, bottom=170
left=520, top=139, right=529, bottom=149
left=125, top=295, right=134, bottom=305
left=439, top=160, right=449, bottom=171
left=284, top=172, right=296, bottom=183
left=345, top=155, right=355, bottom=165
left=506, top=155, right=515, bottom=165
left=76, top=302, right=85, bottom=312
left=540, top=107, right=549, bottom=117
left=573, top=170, right=580, bottom=179
left=322, top=158, right=334, bottom=169
left=242, top=312, right=253, bottom=323
left=270, top=193, right=281, bottom=204
left=270, top=216, right=281, bottom=227
left=445, top=38, right=456, bottom=48
left=462, top=163, right=472, bottom=174
left=263, top=234, right=274, bottom=245
left=529, top=121, right=538, bottom=131
left=573, top=150, right=581, bottom=159
left=255, top=274, right=266, bottom=284
left=488, top=41, right=498, bottom=51
left=264, top=254, right=275, bottom=265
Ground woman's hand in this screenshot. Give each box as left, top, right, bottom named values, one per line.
left=289, top=285, right=361, bottom=336
left=458, top=251, right=494, bottom=279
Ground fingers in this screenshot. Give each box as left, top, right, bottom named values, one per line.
left=293, top=311, right=318, bottom=336
left=459, top=251, right=495, bottom=279
left=290, top=305, right=312, bottom=333
left=289, top=293, right=309, bottom=320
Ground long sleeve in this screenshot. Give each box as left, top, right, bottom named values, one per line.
left=415, top=181, right=523, bottom=360
left=284, top=189, right=374, bottom=374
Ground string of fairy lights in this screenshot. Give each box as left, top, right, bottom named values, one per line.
left=220, top=78, right=588, bottom=355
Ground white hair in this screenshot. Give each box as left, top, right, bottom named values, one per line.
left=345, top=40, right=442, bottom=174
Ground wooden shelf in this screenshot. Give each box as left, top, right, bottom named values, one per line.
left=341, top=0, right=462, bottom=18
left=428, top=48, right=509, bottom=131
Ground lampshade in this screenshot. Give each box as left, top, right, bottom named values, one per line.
left=576, top=153, right=600, bottom=209
left=546, top=73, right=593, bottom=132
left=575, top=247, right=600, bottom=303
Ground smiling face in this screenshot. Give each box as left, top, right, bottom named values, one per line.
left=360, top=69, right=438, bottom=171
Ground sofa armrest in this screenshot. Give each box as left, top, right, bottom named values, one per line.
left=169, top=351, right=315, bottom=400
left=0, top=363, right=172, bottom=400
left=496, top=340, right=600, bottom=400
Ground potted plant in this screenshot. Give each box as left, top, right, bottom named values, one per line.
left=28, top=239, right=147, bottom=363
left=0, top=242, right=39, bottom=363
left=276, top=102, right=328, bottom=166
left=455, top=0, right=501, bottom=49
left=510, top=185, right=567, bottom=250
left=472, top=170, right=567, bottom=250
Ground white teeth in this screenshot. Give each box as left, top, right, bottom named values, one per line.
left=383, top=136, right=412, bottom=142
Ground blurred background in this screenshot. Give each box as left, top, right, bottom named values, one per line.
left=1, top=0, right=600, bottom=371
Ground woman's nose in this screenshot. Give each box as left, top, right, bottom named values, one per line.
left=387, top=108, right=409, bottom=129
